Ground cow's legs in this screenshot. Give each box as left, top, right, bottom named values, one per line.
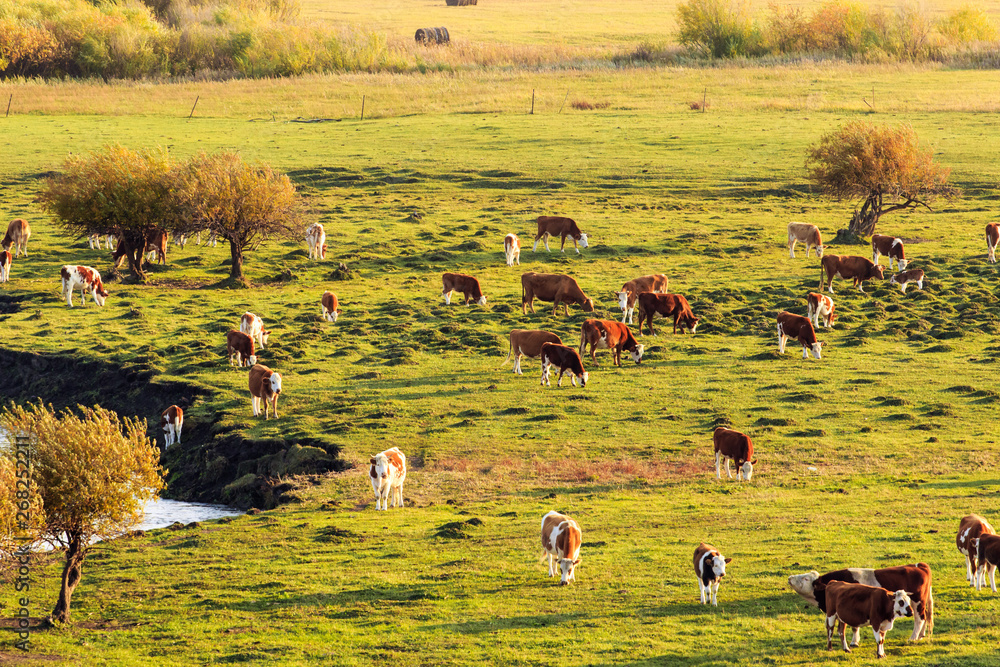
left=849, top=625, right=861, bottom=647
left=856, top=279, right=865, bottom=293
left=513, top=353, right=522, bottom=375
left=715, top=451, right=722, bottom=479
left=778, top=326, right=787, bottom=354
left=990, top=563, right=998, bottom=592
left=557, top=368, right=566, bottom=387
left=711, top=580, right=720, bottom=606
left=874, top=629, right=885, bottom=658
left=788, top=237, right=796, bottom=258
left=825, top=615, right=836, bottom=650
left=725, top=458, right=733, bottom=479
left=548, top=554, right=556, bottom=577
left=175, top=420, right=182, bottom=444
left=840, top=622, right=852, bottom=653
left=560, top=236, right=566, bottom=252
left=443, top=289, right=452, bottom=305
left=698, top=578, right=706, bottom=604
left=396, top=482, right=404, bottom=508
left=801, top=345, right=809, bottom=359
left=966, top=553, right=975, bottom=584
left=910, top=608, right=924, bottom=641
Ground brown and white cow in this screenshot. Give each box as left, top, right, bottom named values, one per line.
left=777, top=311, right=824, bottom=359
left=60, top=265, right=108, bottom=307
left=614, top=274, right=669, bottom=324
left=579, top=319, right=644, bottom=366
left=818, top=581, right=913, bottom=658
left=226, top=329, right=257, bottom=367
left=987, top=223, right=999, bottom=264
left=973, top=533, right=1000, bottom=593
left=957, top=514, right=995, bottom=588
left=369, top=447, right=406, bottom=511
left=787, top=222, right=823, bottom=258
left=521, top=272, right=594, bottom=316
left=240, top=312, right=270, bottom=349
left=541, top=511, right=582, bottom=585
left=504, top=233, right=520, bottom=267
left=0, top=250, right=10, bottom=283
left=871, top=234, right=908, bottom=271
left=145, top=228, right=167, bottom=265
left=500, top=329, right=563, bottom=375
left=889, top=269, right=924, bottom=294
left=321, top=291, right=341, bottom=322
left=788, top=563, right=934, bottom=643
left=806, top=292, right=836, bottom=329
left=540, top=342, right=588, bottom=388
left=820, top=254, right=884, bottom=293
left=694, top=542, right=732, bottom=606
left=1, top=219, right=30, bottom=258
left=442, top=272, right=486, bottom=306
left=248, top=363, right=282, bottom=419
left=533, top=216, right=589, bottom=254
left=712, top=427, right=756, bottom=482
left=636, top=292, right=699, bottom=336
left=306, top=222, right=326, bottom=260
left=160, top=405, right=183, bottom=448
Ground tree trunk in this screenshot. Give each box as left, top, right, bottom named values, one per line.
left=122, top=239, right=147, bottom=282
left=49, top=532, right=86, bottom=625
left=229, top=240, right=244, bottom=281
left=848, top=196, right=880, bottom=237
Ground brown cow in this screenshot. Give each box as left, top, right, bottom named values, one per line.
left=987, top=223, right=999, bottom=264
left=1, top=219, right=30, bottom=258
left=0, top=250, right=10, bottom=283
left=614, top=274, right=669, bottom=324
left=540, top=342, right=588, bottom=388
left=712, top=427, right=756, bottom=482
left=636, top=292, right=699, bottom=335
left=871, top=234, right=908, bottom=271
left=533, top=216, right=589, bottom=254
left=442, top=272, right=486, bottom=306
left=160, top=405, right=183, bottom=448
left=957, top=514, right=995, bottom=588
left=60, top=265, right=108, bottom=307
left=694, top=542, right=732, bottom=606
left=248, top=363, right=282, bottom=419
left=777, top=311, right=824, bottom=359
left=145, top=228, right=167, bottom=265
left=541, top=511, right=582, bottom=585
left=819, top=254, right=884, bottom=293
left=974, top=533, right=1000, bottom=593
left=888, top=269, right=924, bottom=294
left=521, top=272, right=595, bottom=316
left=226, top=329, right=257, bottom=367
left=806, top=292, right=835, bottom=329
left=787, top=222, right=823, bottom=258
left=321, top=291, right=341, bottom=322
left=500, top=329, right=563, bottom=375
left=818, top=581, right=913, bottom=658
left=578, top=319, right=644, bottom=366
left=504, top=233, right=520, bottom=266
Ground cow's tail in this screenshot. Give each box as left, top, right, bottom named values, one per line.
left=818, top=260, right=825, bottom=289
left=578, top=327, right=587, bottom=356
left=926, top=584, right=934, bottom=636
left=498, top=336, right=513, bottom=368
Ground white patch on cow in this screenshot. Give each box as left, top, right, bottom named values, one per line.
left=846, top=568, right=880, bottom=587
left=577, top=233, right=588, bottom=251
left=477, top=295, right=487, bottom=306
left=810, top=342, right=823, bottom=359
left=630, top=344, right=644, bottom=363
left=740, top=460, right=753, bottom=481
left=443, top=291, right=452, bottom=305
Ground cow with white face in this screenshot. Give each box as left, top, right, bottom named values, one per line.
left=540, top=511, right=582, bottom=585
left=240, top=312, right=270, bottom=350
left=694, top=542, right=731, bottom=606
left=306, top=223, right=326, bottom=260
left=369, top=447, right=406, bottom=511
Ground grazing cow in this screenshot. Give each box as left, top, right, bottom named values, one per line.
left=0, top=250, right=10, bottom=283
left=788, top=563, right=934, bottom=643
left=160, top=405, right=183, bottom=448
left=88, top=234, right=103, bottom=250
left=973, top=534, right=1000, bottom=593
left=636, top=292, right=699, bottom=336
left=818, top=581, right=913, bottom=658
left=820, top=254, right=884, bottom=293
left=369, top=447, right=406, bottom=511
left=806, top=292, right=836, bottom=329
left=889, top=269, right=924, bottom=294
left=306, top=223, right=326, bottom=260
left=614, top=274, right=669, bottom=324
left=957, top=514, right=995, bottom=588
left=540, top=511, right=582, bottom=585
left=60, top=265, right=108, bottom=307
left=533, top=215, right=589, bottom=254
left=442, top=272, right=487, bottom=306
left=521, top=272, right=594, bottom=316
left=787, top=222, right=823, bottom=258
left=196, top=230, right=217, bottom=247
left=777, top=311, right=824, bottom=359
left=872, top=234, right=908, bottom=271
left=240, top=312, right=270, bottom=349
left=226, top=329, right=257, bottom=367
left=500, top=329, right=563, bottom=375
left=173, top=231, right=190, bottom=248
left=540, top=342, right=588, bottom=388
left=712, top=427, right=756, bottom=482
left=248, top=363, right=282, bottom=419
left=694, top=542, right=731, bottom=606
left=987, top=223, right=999, bottom=263
left=1, top=219, right=30, bottom=258
left=145, top=228, right=167, bottom=265
left=578, top=319, right=644, bottom=366
left=504, top=233, right=521, bottom=266
left=321, top=291, right=341, bottom=322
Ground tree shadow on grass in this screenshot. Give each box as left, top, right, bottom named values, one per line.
left=418, top=611, right=586, bottom=635
left=921, top=478, right=1000, bottom=490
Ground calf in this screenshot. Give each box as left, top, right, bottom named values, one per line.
left=369, top=447, right=406, bottom=511
left=442, top=272, right=486, bottom=306
left=504, top=233, right=520, bottom=266
left=540, top=511, right=582, bottom=585
left=987, top=223, right=999, bottom=264
left=872, top=234, right=908, bottom=271
left=777, top=311, right=824, bottom=359
left=957, top=514, right=995, bottom=587
left=712, top=427, right=756, bottom=481
left=60, top=265, right=108, bottom=307
left=1, top=219, right=30, bottom=258
left=0, top=250, right=10, bottom=283
left=579, top=319, right=644, bottom=366
left=248, top=363, right=282, bottom=419
left=636, top=292, right=699, bottom=335
left=787, top=222, right=823, bottom=258
left=973, top=533, right=1000, bottom=593
left=806, top=292, right=835, bottom=328
left=788, top=563, right=934, bottom=642
left=540, top=342, right=588, bottom=388
left=306, top=223, right=326, bottom=260
left=694, top=542, right=731, bottom=606
left=820, top=254, right=884, bottom=293
left=226, top=329, right=257, bottom=367
left=818, top=581, right=913, bottom=658
left=500, top=329, right=563, bottom=375
left=521, top=272, right=594, bottom=316
left=145, top=228, right=167, bottom=265
left=533, top=215, right=588, bottom=254
left=889, top=269, right=924, bottom=294
left=321, top=291, right=341, bottom=322
left=240, top=312, right=270, bottom=349
left=615, top=274, right=669, bottom=324
left=160, top=405, right=183, bottom=448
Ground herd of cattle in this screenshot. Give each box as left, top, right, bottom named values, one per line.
left=4, top=212, right=1000, bottom=658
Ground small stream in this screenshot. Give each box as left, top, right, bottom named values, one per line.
left=138, top=498, right=243, bottom=531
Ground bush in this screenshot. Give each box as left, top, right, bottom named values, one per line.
left=939, top=5, right=997, bottom=43
left=676, top=0, right=763, bottom=58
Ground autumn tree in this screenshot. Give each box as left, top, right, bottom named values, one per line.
left=806, top=120, right=957, bottom=237
left=175, top=152, right=300, bottom=284
left=0, top=403, right=163, bottom=625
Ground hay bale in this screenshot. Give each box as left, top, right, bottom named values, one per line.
left=438, top=26, right=450, bottom=43
left=416, top=27, right=450, bottom=44
left=415, top=28, right=429, bottom=43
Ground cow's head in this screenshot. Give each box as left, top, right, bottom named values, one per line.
left=247, top=354, right=258, bottom=367
left=578, top=233, right=589, bottom=249
left=898, top=258, right=909, bottom=271
left=320, top=243, right=327, bottom=260
left=629, top=344, right=644, bottom=364
left=873, top=265, right=885, bottom=279
left=787, top=571, right=821, bottom=605
left=707, top=554, right=731, bottom=580
left=559, top=556, right=581, bottom=585
left=614, top=290, right=629, bottom=312
left=739, top=457, right=757, bottom=481
left=582, top=298, right=595, bottom=312
left=686, top=315, right=700, bottom=334
left=261, top=329, right=271, bottom=346
left=476, top=295, right=487, bottom=306
left=93, top=282, right=108, bottom=307
left=816, top=245, right=824, bottom=258
left=370, top=452, right=393, bottom=481
left=269, top=372, right=282, bottom=395
left=892, top=590, right=914, bottom=618
left=579, top=371, right=589, bottom=387
left=805, top=340, right=825, bottom=360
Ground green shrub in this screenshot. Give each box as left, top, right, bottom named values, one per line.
left=939, top=5, right=998, bottom=43
left=676, top=0, right=763, bottom=58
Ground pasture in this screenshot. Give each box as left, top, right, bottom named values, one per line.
left=3, top=55, right=1000, bottom=666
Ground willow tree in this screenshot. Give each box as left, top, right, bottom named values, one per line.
left=806, top=121, right=957, bottom=237
left=0, top=403, right=163, bottom=625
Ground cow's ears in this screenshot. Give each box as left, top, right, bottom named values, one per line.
left=573, top=558, right=581, bottom=565
left=724, top=557, right=733, bottom=564
left=750, top=458, right=758, bottom=465
left=819, top=341, right=827, bottom=346
left=336, top=308, right=342, bottom=313
left=369, top=457, right=376, bottom=464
